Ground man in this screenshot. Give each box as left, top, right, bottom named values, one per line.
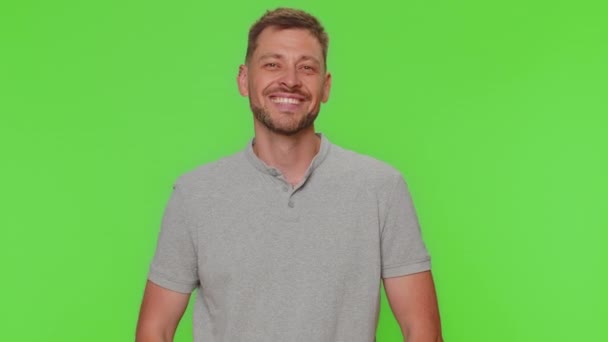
left=136, top=8, right=443, bottom=342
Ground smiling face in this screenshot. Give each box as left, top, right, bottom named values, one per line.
left=238, top=27, right=331, bottom=136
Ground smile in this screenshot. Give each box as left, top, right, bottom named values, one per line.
left=270, top=97, right=302, bottom=104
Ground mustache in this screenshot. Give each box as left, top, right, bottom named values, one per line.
left=263, top=87, right=310, bottom=100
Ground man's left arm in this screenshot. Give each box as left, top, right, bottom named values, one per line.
left=383, top=270, right=443, bottom=342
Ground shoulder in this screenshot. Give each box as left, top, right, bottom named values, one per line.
left=172, top=149, right=249, bottom=196
left=323, top=142, right=405, bottom=191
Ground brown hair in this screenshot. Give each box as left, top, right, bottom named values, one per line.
left=245, top=8, right=329, bottom=69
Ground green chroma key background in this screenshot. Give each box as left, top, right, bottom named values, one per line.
left=1, top=0, right=606, bottom=340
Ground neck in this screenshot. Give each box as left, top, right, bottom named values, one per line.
left=252, top=125, right=320, bottom=186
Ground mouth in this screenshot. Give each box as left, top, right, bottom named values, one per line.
left=268, top=92, right=307, bottom=103
left=267, top=93, right=307, bottom=111
left=270, top=96, right=302, bottom=104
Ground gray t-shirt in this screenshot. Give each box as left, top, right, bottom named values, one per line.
left=148, top=134, right=431, bottom=342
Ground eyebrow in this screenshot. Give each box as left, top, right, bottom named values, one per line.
left=258, top=53, right=321, bottom=65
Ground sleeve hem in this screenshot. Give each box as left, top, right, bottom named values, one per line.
left=381, top=259, right=431, bottom=279
left=148, top=269, right=198, bottom=294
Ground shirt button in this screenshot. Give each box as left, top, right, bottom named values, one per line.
left=288, top=201, right=295, bottom=208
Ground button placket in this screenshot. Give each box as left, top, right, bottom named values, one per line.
left=286, top=186, right=295, bottom=208
left=275, top=179, right=294, bottom=208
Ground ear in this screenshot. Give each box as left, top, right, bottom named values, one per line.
left=237, top=64, right=249, bottom=97
left=321, top=72, right=332, bottom=103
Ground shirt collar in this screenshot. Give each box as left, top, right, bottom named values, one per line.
left=245, top=133, right=331, bottom=179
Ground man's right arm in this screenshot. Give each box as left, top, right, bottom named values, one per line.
left=136, top=280, right=191, bottom=342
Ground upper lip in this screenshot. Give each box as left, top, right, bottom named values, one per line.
left=268, top=92, right=307, bottom=101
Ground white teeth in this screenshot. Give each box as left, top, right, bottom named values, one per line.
left=271, top=97, right=301, bottom=104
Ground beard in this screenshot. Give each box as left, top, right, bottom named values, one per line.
left=250, top=102, right=319, bottom=136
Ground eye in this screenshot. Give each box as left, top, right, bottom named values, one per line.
left=300, top=65, right=316, bottom=73
left=264, top=62, right=279, bottom=69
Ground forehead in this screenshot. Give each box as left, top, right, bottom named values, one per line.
left=253, top=27, right=323, bottom=60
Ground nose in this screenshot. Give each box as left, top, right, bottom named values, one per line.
left=279, top=66, right=302, bottom=89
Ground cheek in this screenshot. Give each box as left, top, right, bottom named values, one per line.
left=252, top=73, right=275, bottom=87
left=310, top=81, right=326, bottom=100
left=247, top=82, right=264, bottom=102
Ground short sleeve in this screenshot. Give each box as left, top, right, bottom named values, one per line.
left=148, top=182, right=199, bottom=293
left=380, top=174, right=431, bottom=278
